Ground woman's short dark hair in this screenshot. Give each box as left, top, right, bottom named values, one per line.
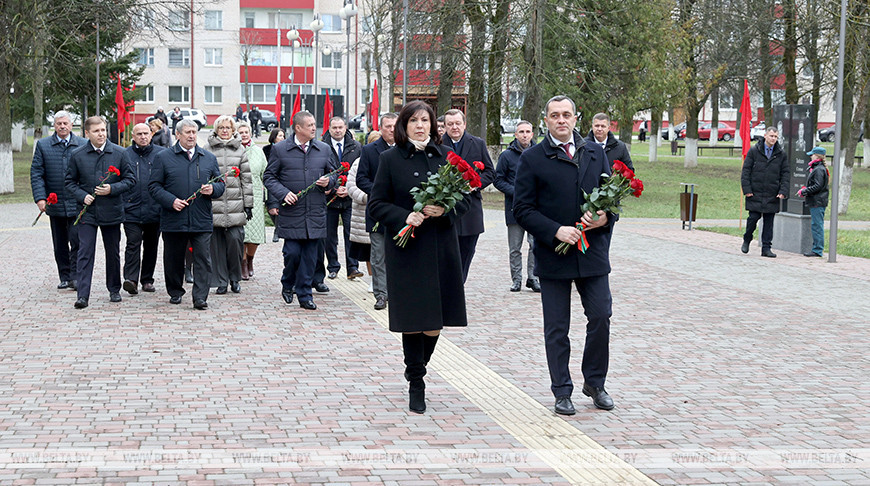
left=268, top=127, right=285, bottom=144
left=394, top=100, right=439, bottom=147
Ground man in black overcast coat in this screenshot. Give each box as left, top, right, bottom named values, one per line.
left=586, top=112, right=634, bottom=170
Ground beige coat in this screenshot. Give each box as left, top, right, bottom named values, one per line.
left=345, top=159, right=370, bottom=245
left=207, top=133, right=254, bottom=228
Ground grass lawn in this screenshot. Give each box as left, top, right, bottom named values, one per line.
left=698, top=225, right=870, bottom=259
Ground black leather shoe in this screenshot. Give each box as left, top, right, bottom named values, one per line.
left=123, top=280, right=138, bottom=295
left=282, top=289, right=294, bottom=304
left=299, top=300, right=317, bottom=310
left=57, top=280, right=71, bottom=290
left=741, top=241, right=750, bottom=253
left=184, top=268, right=194, bottom=283
left=510, top=282, right=521, bottom=292
left=804, top=252, right=822, bottom=257
left=142, top=283, right=156, bottom=292
left=348, top=270, right=364, bottom=279
left=526, top=279, right=541, bottom=292
left=230, top=281, right=241, bottom=293
left=761, top=249, right=777, bottom=258
left=74, top=297, right=88, bottom=309
left=582, top=383, right=614, bottom=410
left=169, top=295, right=183, bottom=305
left=313, top=282, right=330, bottom=293
left=216, top=286, right=228, bottom=294
left=554, top=396, right=575, bottom=415
left=193, top=299, right=208, bottom=310
left=374, top=296, right=387, bottom=310
left=109, top=292, right=122, bottom=303
left=327, top=271, right=338, bottom=279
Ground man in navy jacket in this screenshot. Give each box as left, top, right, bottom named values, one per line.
left=442, top=109, right=495, bottom=282
left=65, top=116, right=136, bottom=308
left=30, top=111, right=87, bottom=290
left=513, top=96, right=616, bottom=415
left=149, top=119, right=226, bottom=310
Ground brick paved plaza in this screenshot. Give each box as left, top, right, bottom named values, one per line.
left=1, top=202, right=868, bottom=485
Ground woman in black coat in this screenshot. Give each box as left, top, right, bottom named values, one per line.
left=368, top=100, right=471, bottom=414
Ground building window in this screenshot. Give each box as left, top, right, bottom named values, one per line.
left=204, top=10, right=222, bottom=30
left=168, top=48, right=190, bottom=67
left=322, top=14, right=342, bottom=32
left=135, top=47, right=154, bottom=67
left=136, top=86, right=154, bottom=103
left=268, top=12, right=303, bottom=30
left=136, top=10, right=155, bottom=29
left=244, top=12, right=255, bottom=28
left=204, top=48, right=222, bottom=66
left=168, top=9, right=190, bottom=31
left=168, top=86, right=190, bottom=103
left=205, top=86, right=222, bottom=104
left=412, top=53, right=432, bottom=70
left=322, top=52, right=342, bottom=69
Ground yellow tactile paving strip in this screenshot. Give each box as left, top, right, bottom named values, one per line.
left=332, top=276, right=656, bottom=485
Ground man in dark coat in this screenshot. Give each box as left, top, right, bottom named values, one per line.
left=586, top=112, right=634, bottom=170
left=494, top=120, right=539, bottom=292
left=441, top=108, right=495, bottom=282
left=149, top=119, right=226, bottom=310
left=356, top=113, right=398, bottom=310
left=513, top=95, right=616, bottom=415
left=153, top=107, right=168, bottom=127
left=122, top=123, right=165, bottom=295
left=317, top=116, right=363, bottom=282
left=169, top=107, right=183, bottom=133
left=65, top=116, right=136, bottom=308
left=264, top=111, right=338, bottom=310
left=740, top=126, right=789, bottom=257
left=30, top=111, right=87, bottom=290
left=248, top=106, right=263, bottom=137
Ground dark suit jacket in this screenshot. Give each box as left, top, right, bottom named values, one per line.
left=149, top=143, right=226, bottom=233
left=442, top=132, right=495, bottom=236
left=356, top=137, right=391, bottom=232
left=65, top=142, right=136, bottom=226
left=513, top=131, right=614, bottom=280
left=31, top=133, right=88, bottom=217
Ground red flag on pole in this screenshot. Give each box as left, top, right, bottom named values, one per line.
left=290, top=86, right=302, bottom=126
left=322, top=91, right=333, bottom=136
left=370, top=80, right=379, bottom=131
left=115, top=75, right=128, bottom=133
left=275, top=83, right=282, bottom=128
left=739, top=79, right=752, bottom=159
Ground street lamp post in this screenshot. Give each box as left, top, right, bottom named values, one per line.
left=310, top=14, right=324, bottom=103
left=340, top=1, right=358, bottom=119
left=287, top=27, right=300, bottom=128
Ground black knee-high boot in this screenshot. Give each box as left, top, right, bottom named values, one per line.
left=402, top=333, right=426, bottom=413
left=422, top=333, right=440, bottom=366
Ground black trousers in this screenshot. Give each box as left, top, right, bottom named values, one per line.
left=49, top=215, right=79, bottom=282
left=325, top=205, right=359, bottom=275
left=163, top=232, right=212, bottom=303
left=76, top=223, right=122, bottom=300
left=210, top=226, right=244, bottom=287
left=744, top=211, right=775, bottom=251
left=282, top=238, right=318, bottom=302
left=123, top=222, right=160, bottom=285
left=539, top=275, right=612, bottom=398
left=314, top=239, right=326, bottom=285
left=458, top=234, right=480, bottom=283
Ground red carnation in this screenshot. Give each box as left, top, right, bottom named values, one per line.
left=46, top=193, right=58, bottom=205
left=473, top=160, right=485, bottom=171
left=231, top=166, right=241, bottom=177
left=108, top=165, right=120, bottom=176
left=630, top=178, right=644, bottom=197
left=339, top=175, right=348, bottom=185
left=341, top=161, right=351, bottom=171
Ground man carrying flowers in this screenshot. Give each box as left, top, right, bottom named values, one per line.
left=513, top=95, right=617, bottom=415
left=65, top=116, right=135, bottom=309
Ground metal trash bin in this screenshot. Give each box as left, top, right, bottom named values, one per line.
left=680, top=183, right=698, bottom=230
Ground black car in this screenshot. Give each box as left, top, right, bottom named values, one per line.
left=818, top=125, right=864, bottom=143
left=348, top=113, right=364, bottom=129
left=662, top=122, right=686, bottom=140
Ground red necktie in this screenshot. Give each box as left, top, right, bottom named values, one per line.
left=561, top=143, right=572, bottom=158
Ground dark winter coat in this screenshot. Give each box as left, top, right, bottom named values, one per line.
left=741, top=139, right=789, bottom=213
left=149, top=143, right=226, bottom=233
left=368, top=141, right=471, bottom=333
left=30, top=133, right=88, bottom=217
left=585, top=130, right=634, bottom=170
left=322, top=130, right=362, bottom=210
left=513, top=131, right=614, bottom=280
left=154, top=110, right=168, bottom=126
left=356, top=137, right=391, bottom=232
left=65, top=142, right=136, bottom=226
left=123, top=143, right=165, bottom=224
left=803, top=159, right=829, bottom=208
left=263, top=138, right=338, bottom=240
left=494, top=138, right=535, bottom=225
left=441, top=131, right=495, bottom=236
left=152, top=128, right=172, bottom=148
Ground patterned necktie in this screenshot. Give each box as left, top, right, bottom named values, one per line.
left=337, top=142, right=342, bottom=160
left=301, top=143, right=307, bottom=153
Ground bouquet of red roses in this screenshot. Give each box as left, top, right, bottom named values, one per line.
left=555, top=160, right=644, bottom=255
left=32, top=192, right=58, bottom=226
left=282, top=162, right=351, bottom=206
left=74, top=166, right=121, bottom=225
left=394, top=151, right=483, bottom=247
left=186, top=166, right=240, bottom=202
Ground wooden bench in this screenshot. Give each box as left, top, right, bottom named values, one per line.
left=674, top=145, right=740, bottom=157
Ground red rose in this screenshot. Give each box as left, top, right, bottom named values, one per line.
left=446, top=151, right=461, bottom=166
left=462, top=170, right=474, bottom=181
left=108, top=166, right=120, bottom=176
left=622, top=168, right=635, bottom=179
left=469, top=172, right=482, bottom=188
left=231, top=166, right=241, bottom=177
left=456, top=160, right=471, bottom=173
left=630, top=178, right=644, bottom=197
left=473, top=160, right=485, bottom=171
left=612, top=160, right=627, bottom=174
left=46, top=193, right=58, bottom=205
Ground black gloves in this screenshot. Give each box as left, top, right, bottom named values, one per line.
left=245, top=208, right=253, bottom=221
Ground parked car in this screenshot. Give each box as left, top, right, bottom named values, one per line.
left=750, top=122, right=766, bottom=141
left=818, top=124, right=863, bottom=143
left=348, top=113, right=365, bottom=129
left=680, top=122, right=736, bottom=141
left=148, top=108, right=207, bottom=130
left=257, top=109, right=278, bottom=132
left=500, top=118, right=523, bottom=134
left=661, top=122, right=686, bottom=140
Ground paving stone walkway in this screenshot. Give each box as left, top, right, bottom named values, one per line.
left=1, top=202, right=867, bottom=485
